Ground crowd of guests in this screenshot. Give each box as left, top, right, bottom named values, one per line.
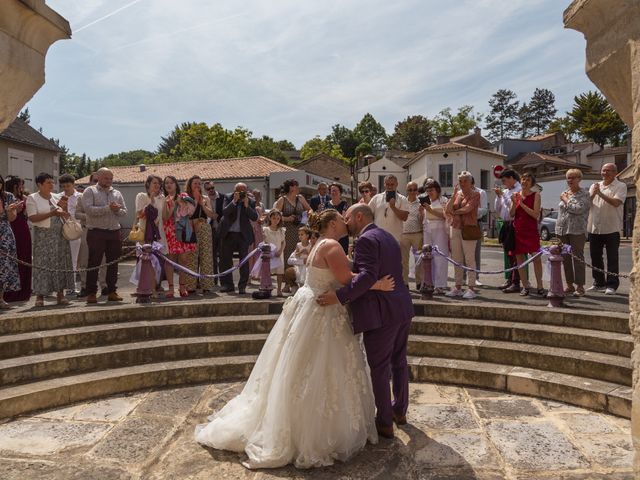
left=0, top=161, right=628, bottom=308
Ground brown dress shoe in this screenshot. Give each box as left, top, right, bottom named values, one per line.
left=86, top=294, right=98, bottom=304
left=107, top=292, right=123, bottom=302
left=375, top=420, right=394, bottom=439
left=393, top=413, right=407, bottom=425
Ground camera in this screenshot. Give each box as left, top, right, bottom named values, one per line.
left=418, top=194, right=431, bottom=205
left=385, top=190, right=397, bottom=203
left=238, top=191, right=247, bottom=200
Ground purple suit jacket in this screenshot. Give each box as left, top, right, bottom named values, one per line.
left=336, top=224, right=414, bottom=334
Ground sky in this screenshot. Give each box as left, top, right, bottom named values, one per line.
left=27, top=0, right=595, bottom=159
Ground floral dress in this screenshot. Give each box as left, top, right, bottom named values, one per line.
left=0, top=193, right=20, bottom=294
left=163, top=196, right=197, bottom=255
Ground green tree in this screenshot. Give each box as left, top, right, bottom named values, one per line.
left=246, top=135, right=290, bottom=164
left=354, top=113, right=388, bottom=151
left=99, top=150, right=154, bottom=167
left=567, top=91, right=629, bottom=147
left=546, top=115, right=578, bottom=143
left=485, top=89, right=519, bottom=141
left=433, top=106, right=482, bottom=138
left=388, top=115, right=433, bottom=151
left=300, top=136, right=333, bottom=160
left=517, top=103, right=535, bottom=138
left=528, top=88, right=557, bottom=135
left=157, top=122, right=197, bottom=155
left=18, top=108, right=31, bottom=124
left=355, top=142, right=373, bottom=158
left=327, top=124, right=360, bottom=159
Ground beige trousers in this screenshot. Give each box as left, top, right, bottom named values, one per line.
left=401, top=231, right=424, bottom=285
left=450, top=227, right=476, bottom=287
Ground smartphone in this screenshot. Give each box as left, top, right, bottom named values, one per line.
left=385, top=190, right=396, bottom=203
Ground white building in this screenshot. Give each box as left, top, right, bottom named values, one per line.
left=356, top=150, right=413, bottom=194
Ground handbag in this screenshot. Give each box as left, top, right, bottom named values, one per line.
left=62, top=217, right=82, bottom=241
left=461, top=224, right=482, bottom=241
left=128, top=222, right=145, bottom=243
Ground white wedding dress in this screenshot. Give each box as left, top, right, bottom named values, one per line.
left=195, top=245, right=378, bottom=469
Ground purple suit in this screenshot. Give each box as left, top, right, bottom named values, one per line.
left=336, top=224, right=414, bottom=428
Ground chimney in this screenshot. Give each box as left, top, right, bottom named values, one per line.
left=139, top=164, right=146, bottom=172
left=474, top=127, right=481, bottom=136
left=436, top=135, right=450, bottom=145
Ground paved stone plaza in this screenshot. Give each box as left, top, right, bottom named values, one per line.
left=0, top=382, right=632, bottom=479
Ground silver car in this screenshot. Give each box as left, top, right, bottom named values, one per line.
left=539, top=211, right=558, bottom=241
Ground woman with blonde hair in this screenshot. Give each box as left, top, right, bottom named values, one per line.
left=445, top=171, right=480, bottom=299
left=556, top=168, right=591, bottom=296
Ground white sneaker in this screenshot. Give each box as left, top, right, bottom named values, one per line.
left=445, top=288, right=464, bottom=298
left=462, top=289, right=477, bottom=299
left=587, top=285, right=605, bottom=292
left=475, top=280, right=483, bottom=287
left=604, top=288, right=616, bottom=295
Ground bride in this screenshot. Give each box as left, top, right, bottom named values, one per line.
left=195, top=209, right=395, bottom=469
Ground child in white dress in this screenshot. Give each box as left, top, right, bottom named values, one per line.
left=262, top=209, right=286, bottom=296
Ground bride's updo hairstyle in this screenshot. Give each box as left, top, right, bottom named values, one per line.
left=308, top=208, right=339, bottom=235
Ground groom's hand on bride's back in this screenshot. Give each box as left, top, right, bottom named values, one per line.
left=371, top=275, right=395, bottom=291
left=317, top=291, right=339, bottom=306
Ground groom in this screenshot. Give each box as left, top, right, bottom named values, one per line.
left=318, top=204, right=414, bottom=439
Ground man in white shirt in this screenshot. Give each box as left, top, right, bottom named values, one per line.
left=588, top=163, right=627, bottom=295
left=494, top=169, right=522, bottom=293
left=368, top=174, right=409, bottom=243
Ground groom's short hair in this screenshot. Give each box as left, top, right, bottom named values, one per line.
left=350, top=203, right=374, bottom=221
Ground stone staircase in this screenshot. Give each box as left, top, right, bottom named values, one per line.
left=0, top=300, right=631, bottom=419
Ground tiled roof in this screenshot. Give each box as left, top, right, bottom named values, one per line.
left=77, top=156, right=297, bottom=184
left=587, top=146, right=631, bottom=157
left=526, top=132, right=558, bottom=141
left=406, top=142, right=506, bottom=167
left=295, top=152, right=348, bottom=168
left=0, top=118, right=62, bottom=152
left=511, top=152, right=591, bottom=169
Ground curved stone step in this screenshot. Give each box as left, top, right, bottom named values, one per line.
left=408, top=335, right=631, bottom=386
left=0, top=331, right=630, bottom=390
left=0, top=354, right=629, bottom=421
left=408, top=356, right=631, bottom=418
left=0, top=299, right=283, bottom=335
left=412, top=317, right=633, bottom=356
left=413, top=303, right=630, bottom=334
left=0, top=334, right=269, bottom=387
left=0, top=315, right=278, bottom=360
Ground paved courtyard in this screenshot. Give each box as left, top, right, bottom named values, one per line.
left=0, top=382, right=632, bottom=480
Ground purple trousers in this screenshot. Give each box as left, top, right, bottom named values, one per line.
left=363, top=318, right=411, bottom=428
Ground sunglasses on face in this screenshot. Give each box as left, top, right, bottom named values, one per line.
left=407, top=188, right=417, bottom=192
left=206, top=187, right=215, bottom=192
left=361, top=189, right=370, bottom=194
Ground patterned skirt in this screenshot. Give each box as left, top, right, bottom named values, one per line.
left=185, top=220, right=214, bottom=291
left=0, top=218, right=20, bottom=293
left=32, top=218, right=75, bottom=296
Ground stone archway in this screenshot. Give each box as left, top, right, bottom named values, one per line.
left=564, top=0, right=640, bottom=473
left=0, top=0, right=70, bottom=131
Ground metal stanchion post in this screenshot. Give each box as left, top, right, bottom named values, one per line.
left=252, top=244, right=273, bottom=300
left=420, top=244, right=435, bottom=299
left=134, top=244, right=154, bottom=304
left=547, top=245, right=565, bottom=308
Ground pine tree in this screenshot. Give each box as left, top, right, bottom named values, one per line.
left=518, top=103, right=535, bottom=138
left=529, top=88, right=557, bottom=135
left=485, top=89, right=519, bottom=141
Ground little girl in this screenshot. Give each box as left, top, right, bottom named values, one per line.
left=293, top=226, right=312, bottom=285
left=262, top=209, right=286, bottom=296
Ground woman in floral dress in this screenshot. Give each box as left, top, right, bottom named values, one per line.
left=3, top=176, right=31, bottom=302
left=0, top=175, right=21, bottom=309
left=162, top=176, right=197, bottom=298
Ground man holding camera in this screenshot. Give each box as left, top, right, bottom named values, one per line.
left=218, top=182, right=258, bottom=294
left=369, top=174, right=409, bottom=243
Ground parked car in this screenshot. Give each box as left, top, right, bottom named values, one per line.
left=539, top=211, right=558, bottom=241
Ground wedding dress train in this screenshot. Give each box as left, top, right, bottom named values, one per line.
left=195, top=262, right=378, bottom=469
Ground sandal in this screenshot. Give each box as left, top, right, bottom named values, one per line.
left=35, top=297, right=44, bottom=307
left=0, top=300, right=11, bottom=310
left=519, top=287, right=530, bottom=297
left=179, top=285, right=189, bottom=298
left=536, top=288, right=545, bottom=295
left=57, top=297, right=70, bottom=306
left=166, top=284, right=175, bottom=298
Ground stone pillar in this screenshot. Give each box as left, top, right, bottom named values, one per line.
left=564, top=0, right=640, bottom=472
left=0, top=0, right=71, bottom=131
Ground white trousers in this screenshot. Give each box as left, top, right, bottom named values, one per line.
left=423, top=221, right=449, bottom=288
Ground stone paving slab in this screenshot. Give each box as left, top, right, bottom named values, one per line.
left=0, top=382, right=632, bottom=479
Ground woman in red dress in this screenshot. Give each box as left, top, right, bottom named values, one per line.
left=510, top=172, right=543, bottom=296
left=4, top=176, right=31, bottom=302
